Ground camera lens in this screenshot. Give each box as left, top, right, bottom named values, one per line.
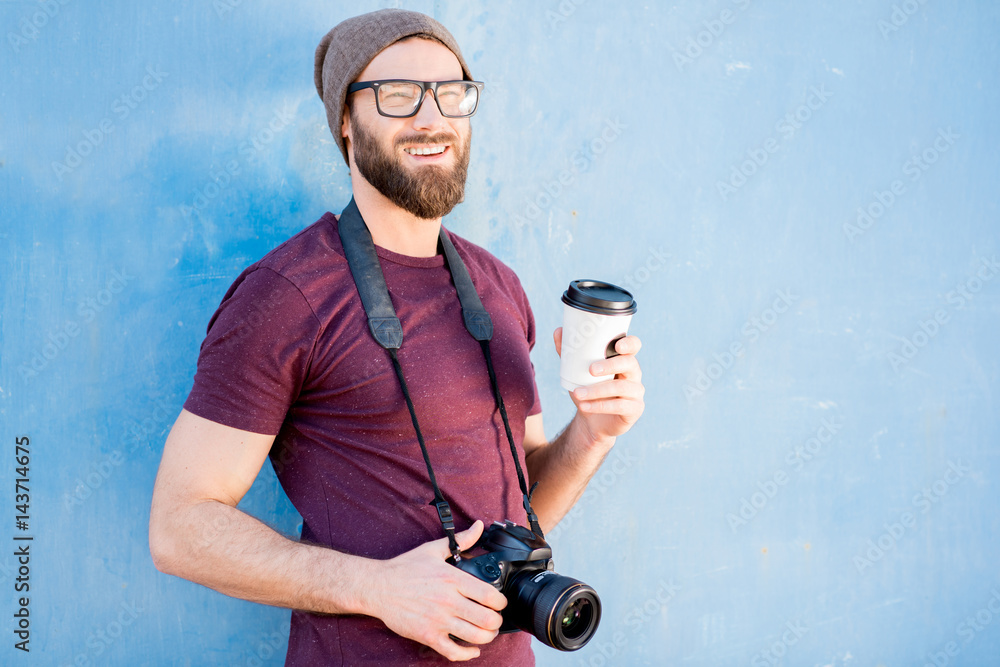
left=560, top=597, right=594, bottom=639
left=540, top=582, right=599, bottom=649
left=505, top=570, right=601, bottom=651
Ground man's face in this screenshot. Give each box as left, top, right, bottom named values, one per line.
left=343, top=38, right=472, bottom=220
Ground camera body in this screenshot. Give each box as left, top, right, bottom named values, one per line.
left=453, top=520, right=601, bottom=651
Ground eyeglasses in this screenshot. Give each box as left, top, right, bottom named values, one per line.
left=347, top=79, right=485, bottom=119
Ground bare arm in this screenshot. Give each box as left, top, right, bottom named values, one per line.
left=523, top=331, right=645, bottom=534
left=522, top=413, right=609, bottom=534
left=149, top=409, right=506, bottom=661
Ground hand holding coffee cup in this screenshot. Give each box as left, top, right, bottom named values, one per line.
left=559, top=280, right=637, bottom=391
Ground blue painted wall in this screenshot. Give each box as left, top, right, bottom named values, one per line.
left=2, top=1, right=998, bottom=664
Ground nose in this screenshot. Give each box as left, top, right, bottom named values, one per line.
left=412, top=88, right=447, bottom=130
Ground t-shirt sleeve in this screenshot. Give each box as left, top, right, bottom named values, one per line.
left=183, top=267, right=320, bottom=435
left=511, top=273, right=543, bottom=417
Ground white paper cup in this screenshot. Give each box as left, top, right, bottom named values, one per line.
left=559, top=280, right=637, bottom=391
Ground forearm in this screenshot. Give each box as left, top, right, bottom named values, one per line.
left=152, top=499, right=508, bottom=661
left=525, top=414, right=615, bottom=534
left=150, top=498, right=374, bottom=616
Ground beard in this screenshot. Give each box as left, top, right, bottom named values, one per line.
left=349, top=106, right=471, bottom=220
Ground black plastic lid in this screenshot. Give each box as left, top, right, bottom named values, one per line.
left=562, top=280, right=637, bottom=316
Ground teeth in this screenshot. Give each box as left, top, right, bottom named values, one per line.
left=405, top=145, right=446, bottom=156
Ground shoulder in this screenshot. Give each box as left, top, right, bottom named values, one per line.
left=223, top=212, right=350, bottom=312
left=253, top=212, right=346, bottom=281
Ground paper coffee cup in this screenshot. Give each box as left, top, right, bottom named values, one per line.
left=560, top=280, right=637, bottom=391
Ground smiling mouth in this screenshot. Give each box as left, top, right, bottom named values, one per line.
left=403, top=145, right=448, bottom=156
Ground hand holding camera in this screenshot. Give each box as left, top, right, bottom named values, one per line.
left=367, top=520, right=507, bottom=662
left=367, top=517, right=601, bottom=661
left=452, top=519, right=601, bottom=651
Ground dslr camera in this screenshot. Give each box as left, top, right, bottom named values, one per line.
left=452, top=520, right=601, bottom=651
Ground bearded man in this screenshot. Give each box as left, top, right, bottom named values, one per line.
left=149, top=9, right=644, bottom=666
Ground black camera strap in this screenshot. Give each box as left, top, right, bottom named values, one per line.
left=337, top=198, right=544, bottom=561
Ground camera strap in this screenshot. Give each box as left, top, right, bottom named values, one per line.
left=337, top=197, right=544, bottom=561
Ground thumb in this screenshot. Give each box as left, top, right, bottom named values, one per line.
left=553, top=327, right=563, bottom=358
left=456, top=519, right=485, bottom=552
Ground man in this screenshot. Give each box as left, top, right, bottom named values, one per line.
left=149, top=9, right=644, bottom=665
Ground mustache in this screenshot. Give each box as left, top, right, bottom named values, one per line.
left=394, top=132, right=458, bottom=146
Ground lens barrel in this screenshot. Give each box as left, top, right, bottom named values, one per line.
left=507, top=570, right=601, bottom=651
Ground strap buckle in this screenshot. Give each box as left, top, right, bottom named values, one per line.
left=432, top=499, right=462, bottom=562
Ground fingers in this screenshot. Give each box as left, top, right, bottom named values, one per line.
left=574, top=376, right=644, bottom=402
left=411, top=580, right=504, bottom=661
left=457, top=572, right=508, bottom=613
left=456, top=519, right=484, bottom=551
left=424, top=520, right=506, bottom=613
left=432, top=615, right=506, bottom=661
left=614, top=334, right=642, bottom=356
left=449, top=618, right=501, bottom=646
left=573, top=377, right=645, bottom=417
left=554, top=330, right=639, bottom=363
left=376, top=526, right=508, bottom=663
left=428, top=519, right=508, bottom=612
left=451, top=591, right=505, bottom=632
left=427, top=519, right=484, bottom=561
left=585, top=347, right=642, bottom=383
left=574, top=392, right=645, bottom=421
left=427, top=580, right=504, bottom=661
left=571, top=335, right=644, bottom=421
left=427, top=634, right=482, bottom=662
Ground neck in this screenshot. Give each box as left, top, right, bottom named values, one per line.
left=349, top=174, right=442, bottom=258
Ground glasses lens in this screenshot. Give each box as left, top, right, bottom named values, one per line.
left=376, top=82, right=422, bottom=116
left=437, top=82, right=479, bottom=117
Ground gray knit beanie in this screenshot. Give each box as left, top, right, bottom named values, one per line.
left=314, top=9, right=474, bottom=166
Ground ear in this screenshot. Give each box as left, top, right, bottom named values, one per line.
left=341, top=106, right=351, bottom=145
left=340, top=106, right=355, bottom=167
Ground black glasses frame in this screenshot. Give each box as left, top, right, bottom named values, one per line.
left=346, top=79, right=485, bottom=119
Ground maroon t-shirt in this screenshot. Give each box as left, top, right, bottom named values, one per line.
left=184, top=212, right=540, bottom=666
